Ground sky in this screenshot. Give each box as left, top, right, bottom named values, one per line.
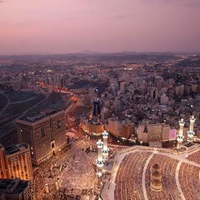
left=0, top=0, right=200, bottom=55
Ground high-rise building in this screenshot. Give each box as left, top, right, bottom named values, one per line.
left=93, top=97, right=101, bottom=117
left=92, top=87, right=101, bottom=118
left=4, top=144, right=33, bottom=181
left=16, top=109, right=66, bottom=164
left=0, top=144, right=7, bottom=179
left=0, top=178, right=31, bottom=200
left=0, top=143, right=32, bottom=181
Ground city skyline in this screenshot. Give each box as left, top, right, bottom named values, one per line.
left=0, top=0, right=200, bottom=55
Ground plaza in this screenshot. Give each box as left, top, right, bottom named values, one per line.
left=101, top=144, right=200, bottom=200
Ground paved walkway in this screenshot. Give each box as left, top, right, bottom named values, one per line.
left=175, top=161, right=186, bottom=200
left=139, top=149, right=200, bottom=168
left=185, top=146, right=200, bottom=158
left=142, top=152, right=154, bottom=200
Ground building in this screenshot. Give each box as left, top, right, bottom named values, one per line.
left=137, top=124, right=148, bottom=143
left=16, top=109, right=66, bottom=164
left=120, top=123, right=134, bottom=139
left=82, top=94, right=91, bottom=107
left=160, top=94, right=169, bottom=105
left=81, top=117, right=104, bottom=136
left=5, top=144, right=33, bottom=181
left=93, top=97, right=101, bottom=117
left=0, top=178, right=31, bottom=200
left=0, top=144, right=7, bottom=179
left=105, top=118, right=134, bottom=139
left=120, top=82, right=126, bottom=93
left=144, top=122, right=162, bottom=147
left=106, top=118, right=119, bottom=137
left=0, top=143, right=33, bottom=181
left=92, top=87, right=101, bottom=120
left=137, top=121, right=175, bottom=145
left=161, top=124, right=170, bottom=141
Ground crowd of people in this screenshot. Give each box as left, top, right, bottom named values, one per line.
left=33, top=138, right=98, bottom=199
left=146, top=154, right=180, bottom=200
left=187, top=150, right=200, bottom=164
left=179, top=163, right=200, bottom=200
left=112, top=148, right=200, bottom=200
left=114, top=152, right=151, bottom=200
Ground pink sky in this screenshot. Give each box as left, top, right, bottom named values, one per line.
left=0, top=0, right=200, bottom=55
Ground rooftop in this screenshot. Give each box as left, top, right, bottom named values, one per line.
left=0, top=178, right=29, bottom=195
left=19, top=109, right=64, bottom=123
left=5, top=143, right=29, bottom=155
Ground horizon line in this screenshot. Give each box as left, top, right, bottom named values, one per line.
left=0, top=50, right=200, bottom=57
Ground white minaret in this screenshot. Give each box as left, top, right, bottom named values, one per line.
left=177, top=119, right=185, bottom=149
left=96, top=139, right=104, bottom=176
left=187, top=116, right=196, bottom=142
left=102, top=130, right=109, bottom=160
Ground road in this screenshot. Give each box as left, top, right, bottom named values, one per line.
left=0, top=91, right=10, bottom=116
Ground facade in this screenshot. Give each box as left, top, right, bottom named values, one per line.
left=5, top=144, right=33, bottom=181
left=0, top=178, right=31, bottom=200
left=161, top=124, right=170, bottom=141
left=137, top=124, right=148, bottom=143
left=0, top=143, right=32, bottom=181
left=81, top=117, right=104, bottom=135
left=106, top=118, right=119, bottom=137
left=148, top=123, right=162, bottom=142
left=105, top=118, right=134, bottom=139
left=120, top=123, right=134, bottom=138
left=16, top=109, right=66, bottom=164
left=0, top=144, right=7, bottom=179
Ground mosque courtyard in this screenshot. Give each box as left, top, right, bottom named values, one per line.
left=101, top=144, right=200, bottom=200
